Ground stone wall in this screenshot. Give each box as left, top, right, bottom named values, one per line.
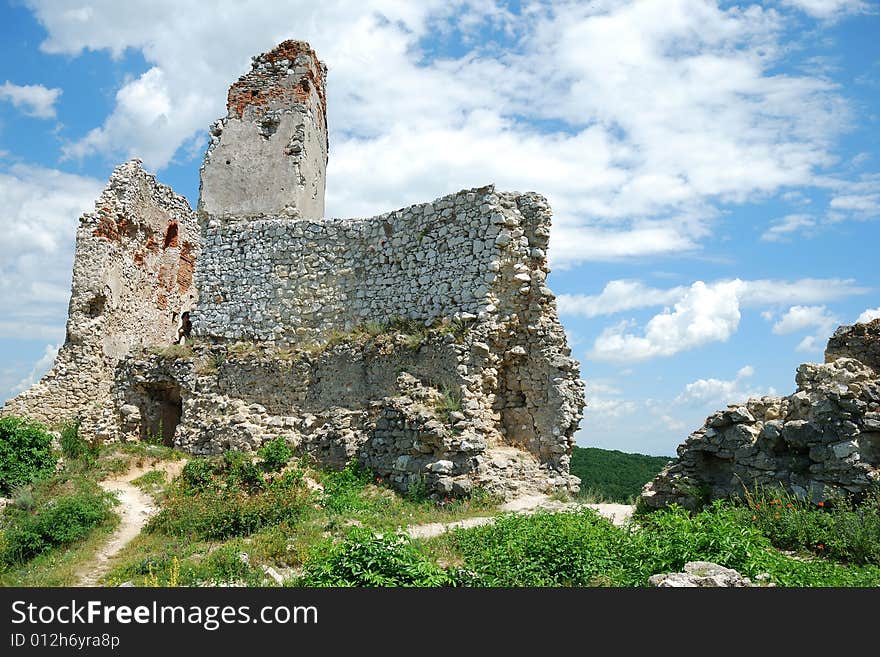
left=199, top=40, right=327, bottom=219
left=1, top=161, right=200, bottom=437
left=194, top=185, right=542, bottom=342
left=112, top=319, right=581, bottom=498
left=826, top=320, right=880, bottom=374
left=642, top=320, right=880, bottom=509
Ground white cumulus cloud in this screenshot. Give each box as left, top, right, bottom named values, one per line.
left=585, top=277, right=865, bottom=362
left=561, top=276, right=866, bottom=320
left=857, top=307, right=880, bottom=324
left=19, top=0, right=861, bottom=267
left=0, top=81, right=62, bottom=118
left=771, top=304, right=839, bottom=352
left=675, top=364, right=776, bottom=406
left=0, top=164, right=103, bottom=340
left=591, top=280, right=743, bottom=362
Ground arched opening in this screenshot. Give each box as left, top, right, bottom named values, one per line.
left=140, top=383, right=183, bottom=447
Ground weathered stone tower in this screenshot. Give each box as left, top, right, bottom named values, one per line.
left=3, top=39, right=585, bottom=500
left=199, top=40, right=328, bottom=218
left=1, top=162, right=200, bottom=442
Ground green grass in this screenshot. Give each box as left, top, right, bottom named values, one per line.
left=426, top=501, right=880, bottom=587
left=147, top=459, right=313, bottom=541
left=570, top=446, right=671, bottom=503
left=0, top=519, right=119, bottom=586
left=101, top=460, right=499, bottom=586
left=315, top=464, right=499, bottom=531
left=738, top=485, right=880, bottom=565
left=131, top=469, right=167, bottom=496
left=294, top=528, right=451, bottom=587
left=5, top=433, right=879, bottom=589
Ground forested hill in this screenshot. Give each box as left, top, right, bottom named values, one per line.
left=570, top=447, right=671, bottom=503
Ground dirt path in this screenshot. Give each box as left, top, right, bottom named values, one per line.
left=76, top=460, right=185, bottom=587
left=405, top=495, right=634, bottom=540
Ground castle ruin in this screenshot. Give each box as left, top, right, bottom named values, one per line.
left=2, top=40, right=584, bottom=499
left=642, top=319, right=880, bottom=509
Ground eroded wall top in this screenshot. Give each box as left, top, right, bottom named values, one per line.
left=198, top=40, right=328, bottom=219
left=194, top=185, right=553, bottom=343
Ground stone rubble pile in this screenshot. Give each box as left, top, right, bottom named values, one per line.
left=642, top=320, right=880, bottom=509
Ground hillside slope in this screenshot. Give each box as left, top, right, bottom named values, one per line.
left=571, top=447, right=671, bottom=503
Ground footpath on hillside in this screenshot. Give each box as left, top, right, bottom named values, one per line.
left=76, top=460, right=186, bottom=587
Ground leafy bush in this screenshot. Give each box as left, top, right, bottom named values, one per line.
left=222, top=451, right=265, bottom=491
left=619, top=502, right=776, bottom=585
left=1, top=481, right=115, bottom=564
left=446, top=502, right=880, bottom=587
left=295, top=528, right=451, bottom=587
left=0, top=416, right=57, bottom=495
left=148, top=468, right=311, bottom=540
left=450, top=510, right=627, bottom=586
left=319, top=464, right=374, bottom=515
left=258, top=437, right=292, bottom=473
left=181, top=459, right=218, bottom=491
left=59, top=420, right=86, bottom=460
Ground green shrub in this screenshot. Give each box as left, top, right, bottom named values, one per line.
left=222, top=451, right=265, bottom=492
left=446, top=501, right=880, bottom=587
left=148, top=468, right=311, bottom=540
left=451, top=510, right=626, bottom=586
left=181, top=459, right=218, bottom=491
left=203, top=544, right=254, bottom=584
left=319, top=464, right=374, bottom=515
left=0, top=416, right=57, bottom=495
left=295, top=528, right=451, bottom=587
left=619, top=502, right=776, bottom=585
left=59, top=420, right=101, bottom=466
left=258, top=437, right=293, bottom=473
left=1, top=481, right=115, bottom=564
left=59, top=420, right=86, bottom=460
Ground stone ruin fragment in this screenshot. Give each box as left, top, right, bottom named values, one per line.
left=2, top=40, right=584, bottom=499
left=641, top=319, right=880, bottom=509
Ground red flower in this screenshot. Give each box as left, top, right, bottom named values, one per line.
left=817, top=543, right=824, bottom=550
left=818, top=501, right=825, bottom=508
left=755, top=504, right=761, bottom=509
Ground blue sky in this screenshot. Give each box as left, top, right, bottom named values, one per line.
left=0, top=0, right=878, bottom=456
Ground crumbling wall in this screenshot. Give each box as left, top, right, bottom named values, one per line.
left=642, top=320, right=880, bottom=509
left=1, top=161, right=200, bottom=436
left=826, top=320, right=880, bottom=374
left=199, top=40, right=327, bottom=218
left=114, top=324, right=580, bottom=498
left=196, top=186, right=541, bottom=341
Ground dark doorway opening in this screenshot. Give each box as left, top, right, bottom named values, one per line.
left=141, top=383, right=182, bottom=447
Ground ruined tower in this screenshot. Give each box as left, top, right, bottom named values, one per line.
left=198, top=40, right=328, bottom=218
left=2, top=162, right=200, bottom=439
left=4, top=39, right=585, bottom=499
